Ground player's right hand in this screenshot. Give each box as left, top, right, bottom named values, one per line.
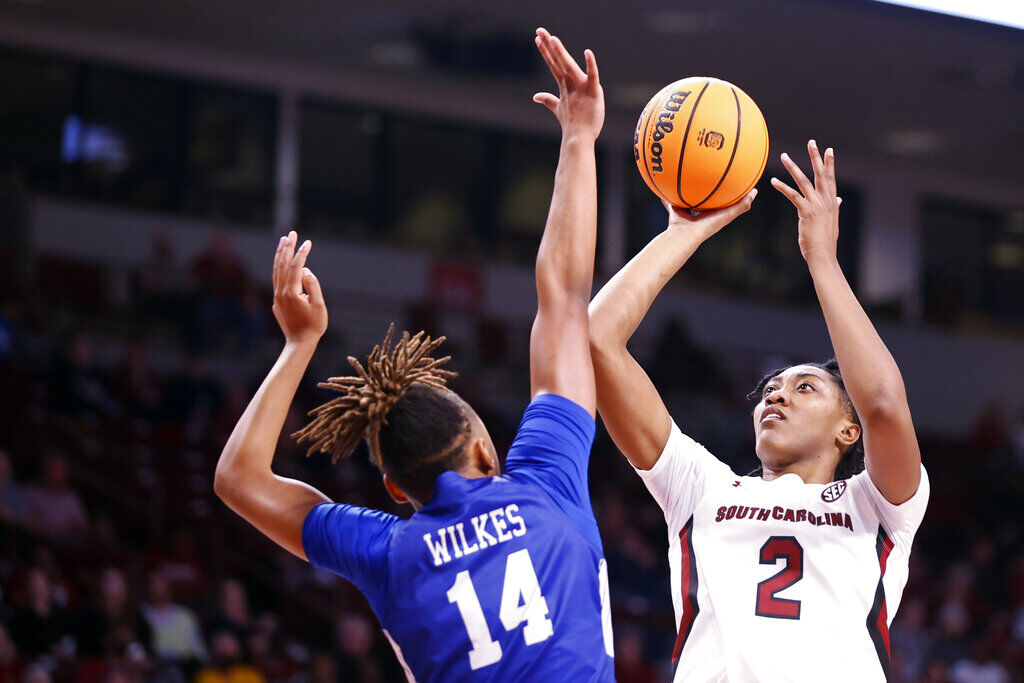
left=532, top=28, right=604, bottom=141
left=272, top=231, right=328, bottom=345
left=662, top=189, right=758, bottom=243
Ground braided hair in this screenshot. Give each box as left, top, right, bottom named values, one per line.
left=294, top=324, right=473, bottom=497
left=746, top=358, right=865, bottom=481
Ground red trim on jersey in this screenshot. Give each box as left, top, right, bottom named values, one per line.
left=867, top=527, right=895, bottom=679
left=671, top=516, right=699, bottom=665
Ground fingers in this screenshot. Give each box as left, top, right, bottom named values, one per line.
left=274, top=231, right=297, bottom=297
left=286, top=238, right=312, bottom=295
left=770, top=176, right=804, bottom=207
left=532, top=92, right=559, bottom=113
left=824, top=146, right=837, bottom=199
left=302, top=268, right=325, bottom=307
left=272, top=235, right=286, bottom=294
left=583, top=48, right=600, bottom=88
left=726, top=188, right=758, bottom=217
left=780, top=152, right=814, bottom=198
left=807, top=140, right=825, bottom=189
left=535, top=28, right=585, bottom=84
left=534, top=31, right=563, bottom=83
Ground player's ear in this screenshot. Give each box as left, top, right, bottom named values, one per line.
left=382, top=474, right=410, bottom=505
left=469, top=437, right=499, bottom=477
left=836, top=419, right=860, bottom=449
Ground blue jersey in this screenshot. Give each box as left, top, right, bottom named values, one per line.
left=303, top=394, right=615, bottom=682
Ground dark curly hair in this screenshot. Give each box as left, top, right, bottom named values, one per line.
left=746, top=358, right=865, bottom=481
left=293, top=324, right=474, bottom=500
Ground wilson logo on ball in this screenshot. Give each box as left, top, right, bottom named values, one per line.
left=821, top=480, right=847, bottom=503
left=648, top=90, right=690, bottom=174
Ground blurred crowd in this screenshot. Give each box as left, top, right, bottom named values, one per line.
left=0, top=232, right=1021, bottom=683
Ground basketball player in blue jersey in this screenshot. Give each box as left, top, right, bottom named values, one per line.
left=214, top=28, right=615, bottom=681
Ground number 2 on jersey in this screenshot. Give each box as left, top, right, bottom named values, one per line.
left=446, top=548, right=553, bottom=670
left=755, top=536, right=804, bottom=620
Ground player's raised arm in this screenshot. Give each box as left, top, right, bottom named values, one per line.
left=589, top=196, right=756, bottom=469
left=214, top=232, right=331, bottom=560
left=529, top=28, right=603, bottom=417
left=772, top=141, right=921, bottom=503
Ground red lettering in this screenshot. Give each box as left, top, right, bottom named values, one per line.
left=783, top=509, right=796, bottom=523
left=796, top=510, right=807, bottom=522
left=772, top=506, right=784, bottom=520
left=725, top=505, right=738, bottom=520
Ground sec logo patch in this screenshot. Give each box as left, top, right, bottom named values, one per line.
left=821, top=480, right=847, bottom=503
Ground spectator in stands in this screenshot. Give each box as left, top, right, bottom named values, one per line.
left=161, top=356, right=222, bottom=425
left=22, top=453, right=89, bottom=545
left=614, top=627, right=660, bottom=683
left=51, top=332, right=120, bottom=419
left=207, top=579, right=253, bottom=648
left=333, top=613, right=384, bottom=683
left=8, top=567, right=73, bottom=661
left=109, top=343, right=163, bottom=421
left=189, top=232, right=262, bottom=353
left=145, top=526, right=208, bottom=602
left=194, top=631, right=264, bottom=683
left=134, top=232, right=191, bottom=336
left=890, top=597, right=931, bottom=680
left=0, top=449, right=25, bottom=527
left=140, top=570, right=207, bottom=673
left=0, top=623, right=21, bottom=683
left=75, top=567, right=151, bottom=662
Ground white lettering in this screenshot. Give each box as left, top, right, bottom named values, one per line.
left=424, top=532, right=452, bottom=567
left=505, top=504, right=527, bottom=537
left=490, top=509, right=513, bottom=542
left=456, top=523, right=479, bottom=555
left=472, top=513, right=497, bottom=548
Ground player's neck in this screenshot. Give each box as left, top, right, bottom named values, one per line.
left=761, top=457, right=836, bottom=485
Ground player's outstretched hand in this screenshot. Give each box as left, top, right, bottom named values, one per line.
left=532, top=27, right=604, bottom=141
left=662, top=189, right=758, bottom=243
left=772, top=140, right=841, bottom=264
left=272, top=231, right=328, bottom=346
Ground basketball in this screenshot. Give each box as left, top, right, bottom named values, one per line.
left=633, top=77, right=769, bottom=210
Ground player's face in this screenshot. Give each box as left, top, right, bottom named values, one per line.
left=752, top=365, right=851, bottom=468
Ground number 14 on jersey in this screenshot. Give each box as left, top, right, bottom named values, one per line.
left=447, top=549, right=614, bottom=670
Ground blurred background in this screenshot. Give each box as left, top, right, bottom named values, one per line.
left=0, top=0, right=1021, bottom=681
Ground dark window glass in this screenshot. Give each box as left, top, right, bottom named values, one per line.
left=182, top=85, right=276, bottom=224
left=626, top=162, right=860, bottom=305
left=298, top=102, right=381, bottom=239
left=385, top=119, right=489, bottom=256
left=68, top=66, right=182, bottom=210
left=0, top=51, right=76, bottom=190
left=492, top=136, right=559, bottom=263
left=922, top=199, right=1024, bottom=328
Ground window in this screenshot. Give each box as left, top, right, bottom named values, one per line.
left=71, top=66, right=181, bottom=210
left=298, top=102, right=381, bottom=239
left=386, top=118, right=488, bottom=255
left=492, top=136, right=559, bottom=263
left=182, top=85, right=276, bottom=223
left=0, top=51, right=76, bottom=190
left=922, top=199, right=1024, bottom=328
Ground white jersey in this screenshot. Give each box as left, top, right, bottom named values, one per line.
left=636, top=422, right=929, bottom=682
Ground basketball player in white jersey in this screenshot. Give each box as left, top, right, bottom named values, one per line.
left=589, top=142, right=927, bottom=681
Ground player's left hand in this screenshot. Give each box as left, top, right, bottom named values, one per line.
left=272, top=231, right=328, bottom=346
left=532, top=28, right=604, bottom=141
left=772, top=140, right=841, bottom=264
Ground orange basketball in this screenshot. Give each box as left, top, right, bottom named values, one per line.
left=633, top=77, right=768, bottom=210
